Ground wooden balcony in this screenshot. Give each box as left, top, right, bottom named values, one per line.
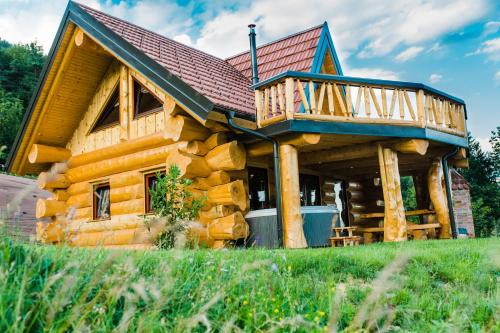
left=253, top=72, right=467, bottom=139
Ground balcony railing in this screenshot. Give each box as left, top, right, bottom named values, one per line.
left=253, top=71, right=467, bottom=137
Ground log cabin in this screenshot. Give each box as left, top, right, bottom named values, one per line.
left=6, top=1, right=472, bottom=249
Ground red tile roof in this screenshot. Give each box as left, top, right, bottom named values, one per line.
left=226, top=25, right=323, bottom=82
left=77, top=3, right=323, bottom=117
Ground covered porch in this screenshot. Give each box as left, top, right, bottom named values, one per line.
left=243, top=71, right=468, bottom=248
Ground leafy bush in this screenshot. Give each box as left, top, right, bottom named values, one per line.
left=145, top=165, right=204, bottom=249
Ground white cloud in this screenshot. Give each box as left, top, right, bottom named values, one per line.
left=467, top=38, right=500, bottom=61
left=0, top=0, right=490, bottom=61
left=173, top=34, right=193, bottom=46
left=477, top=137, right=492, bottom=152
left=482, top=21, right=500, bottom=37
left=429, top=73, right=443, bottom=83
left=395, top=46, right=424, bottom=62
left=192, top=0, right=489, bottom=58
left=345, top=67, right=400, bottom=81
left=427, top=42, right=443, bottom=53
left=495, top=70, right=500, bottom=81
left=0, top=0, right=193, bottom=52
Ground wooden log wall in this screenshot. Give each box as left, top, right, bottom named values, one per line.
left=32, top=62, right=249, bottom=249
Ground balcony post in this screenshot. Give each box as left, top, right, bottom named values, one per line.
left=255, top=89, right=263, bottom=127
left=285, top=78, right=295, bottom=120
left=377, top=144, right=407, bottom=242
left=416, top=89, right=426, bottom=127
left=279, top=143, right=307, bottom=248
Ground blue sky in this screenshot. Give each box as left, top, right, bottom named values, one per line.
left=1, top=0, right=499, bottom=149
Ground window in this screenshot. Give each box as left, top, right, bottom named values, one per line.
left=91, top=87, right=120, bottom=132
left=134, top=80, right=163, bottom=118
left=299, top=174, right=321, bottom=206
left=144, top=170, right=166, bottom=213
left=93, top=183, right=110, bottom=220
left=248, top=167, right=270, bottom=210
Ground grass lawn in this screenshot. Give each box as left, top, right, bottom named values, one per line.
left=0, top=236, right=498, bottom=332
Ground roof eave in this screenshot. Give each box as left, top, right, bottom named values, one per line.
left=7, top=1, right=217, bottom=172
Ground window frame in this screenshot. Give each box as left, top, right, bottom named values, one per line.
left=90, top=85, right=120, bottom=133
left=132, top=79, right=163, bottom=119
left=92, top=182, right=111, bottom=221
left=144, top=170, right=166, bottom=214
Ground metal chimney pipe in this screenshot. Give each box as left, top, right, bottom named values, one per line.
left=248, top=24, right=259, bottom=85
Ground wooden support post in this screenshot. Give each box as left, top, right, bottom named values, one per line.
left=119, top=65, right=129, bottom=141
left=279, top=144, right=307, bottom=248
left=427, top=159, right=452, bottom=239
left=378, top=145, right=407, bottom=242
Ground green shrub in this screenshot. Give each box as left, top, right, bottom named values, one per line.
left=145, top=165, right=204, bottom=249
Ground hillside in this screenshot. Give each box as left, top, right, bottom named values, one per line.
left=0, top=236, right=498, bottom=332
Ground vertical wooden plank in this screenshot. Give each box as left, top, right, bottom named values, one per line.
left=137, top=117, right=146, bottom=137
left=308, top=80, right=317, bottom=114
left=444, top=101, right=451, bottom=127
left=416, top=89, right=425, bottom=127
left=277, top=83, right=285, bottom=114
left=369, top=88, right=382, bottom=117
left=435, top=99, right=443, bottom=126
left=279, top=144, right=307, bottom=248
left=381, top=88, right=387, bottom=118
left=449, top=103, right=456, bottom=129
left=317, top=83, right=326, bottom=115
left=271, top=85, right=277, bottom=117
left=146, top=114, right=156, bottom=135
left=346, top=85, right=352, bottom=117
left=297, top=80, right=310, bottom=113
left=327, top=83, right=335, bottom=116
left=129, top=120, right=137, bottom=140
left=398, top=90, right=405, bottom=119
left=119, top=65, right=129, bottom=141
left=106, top=128, right=113, bottom=147
left=403, top=91, right=416, bottom=121
left=389, top=89, right=397, bottom=118
left=155, top=112, right=165, bottom=132
left=254, top=90, right=263, bottom=127
left=354, top=86, right=362, bottom=116
left=263, top=88, right=270, bottom=120
left=285, top=78, right=295, bottom=119
left=363, top=87, right=371, bottom=118
left=334, top=84, right=347, bottom=116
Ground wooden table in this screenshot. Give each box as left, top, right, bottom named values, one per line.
left=332, top=226, right=357, bottom=237
left=330, top=226, right=360, bottom=247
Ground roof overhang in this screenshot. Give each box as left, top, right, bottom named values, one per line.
left=7, top=1, right=226, bottom=174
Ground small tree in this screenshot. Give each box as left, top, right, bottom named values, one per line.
left=146, top=165, right=204, bottom=249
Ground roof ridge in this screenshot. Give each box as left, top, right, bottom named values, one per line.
left=225, top=23, right=325, bottom=61
left=73, top=1, right=229, bottom=63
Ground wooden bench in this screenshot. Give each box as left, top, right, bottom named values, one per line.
left=359, top=209, right=436, bottom=219
left=407, top=223, right=441, bottom=240
left=357, top=223, right=441, bottom=243
left=330, top=236, right=360, bottom=247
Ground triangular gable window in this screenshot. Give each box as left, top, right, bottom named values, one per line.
left=91, top=87, right=120, bottom=132
left=133, top=80, right=163, bottom=118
